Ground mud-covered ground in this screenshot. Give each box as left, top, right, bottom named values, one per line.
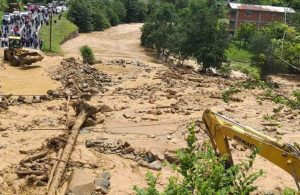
left=0, top=23, right=299, bottom=194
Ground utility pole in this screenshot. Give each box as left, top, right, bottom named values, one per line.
left=49, top=3, right=53, bottom=51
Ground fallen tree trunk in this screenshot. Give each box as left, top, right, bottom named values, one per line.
left=47, top=148, right=63, bottom=191
left=47, top=101, right=97, bottom=195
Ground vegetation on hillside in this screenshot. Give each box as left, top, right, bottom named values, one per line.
left=39, top=14, right=78, bottom=53
left=134, top=125, right=263, bottom=194
left=67, top=0, right=147, bottom=32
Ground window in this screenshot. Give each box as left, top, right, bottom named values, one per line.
left=246, top=10, right=253, bottom=16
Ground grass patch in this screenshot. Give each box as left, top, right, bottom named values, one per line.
left=39, top=14, right=78, bottom=53
left=225, top=42, right=253, bottom=63
left=0, top=12, right=4, bottom=25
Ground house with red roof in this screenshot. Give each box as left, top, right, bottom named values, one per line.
left=228, top=2, right=296, bottom=34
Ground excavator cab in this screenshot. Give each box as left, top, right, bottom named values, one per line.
left=8, top=36, right=22, bottom=49
left=3, top=36, right=22, bottom=65
left=3, top=36, right=44, bottom=66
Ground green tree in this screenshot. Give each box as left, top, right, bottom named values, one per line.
left=110, top=0, right=127, bottom=22
left=237, top=23, right=257, bottom=48
left=141, top=3, right=178, bottom=60
left=123, top=0, right=147, bottom=22
left=250, top=22, right=300, bottom=78
left=67, top=0, right=94, bottom=32
left=0, top=0, right=8, bottom=11
left=183, top=0, right=229, bottom=71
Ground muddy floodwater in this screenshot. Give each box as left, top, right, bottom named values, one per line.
left=0, top=54, right=60, bottom=95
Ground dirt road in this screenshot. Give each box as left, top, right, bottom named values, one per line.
left=0, top=52, right=61, bottom=95
left=0, top=23, right=299, bottom=194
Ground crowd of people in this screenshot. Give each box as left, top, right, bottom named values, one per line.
left=0, top=7, right=58, bottom=50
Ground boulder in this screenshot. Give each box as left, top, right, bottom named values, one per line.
left=66, top=168, right=95, bottom=195
left=99, top=171, right=111, bottom=180
left=149, top=160, right=162, bottom=171
left=94, top=178, right=110, bottom=191
left=85, top=118, right=97, bottom=127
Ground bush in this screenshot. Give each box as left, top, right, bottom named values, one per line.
left=249, top=22, right=300, bottom=78
left=134, top=125, right=263, bottom=194
left=80, top=45, right=95, bottom=64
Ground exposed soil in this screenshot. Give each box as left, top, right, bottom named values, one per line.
left=0, top=23, right=299, bottom=194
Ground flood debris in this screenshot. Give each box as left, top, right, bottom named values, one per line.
left=49, top=57, right=112, bottom=97
left=86, top=138, right=168, bottom=171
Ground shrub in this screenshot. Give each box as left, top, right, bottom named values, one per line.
left=80, top=45, right=95, bottom=65
left=134, top=124, right=263, bottom=194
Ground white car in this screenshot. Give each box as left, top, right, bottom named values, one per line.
left=56, top=5, right=67, bottom=12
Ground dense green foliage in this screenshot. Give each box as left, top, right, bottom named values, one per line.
left=237, top=23, right=256, bottom=48
left=141, top=0, right=229, bottom=71
left=249, top=22, right=300, bottom=78
left=80, top=45, right=95, bottom=64
left=134, top=125, right=263, bottom=194
left=39, top=14, right=78, bottom=53
left=67, top=0, right=147, bottom=32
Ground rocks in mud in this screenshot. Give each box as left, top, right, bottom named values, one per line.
left=85, top=118, right=97, bottom=127
left=50, top=58, right=112, bottom=96
left=99, top=171, right=111, bottom=180
left=138, top=160, right=162, bottom=171
left=98, top=104, right=114, bottom=113
left=94, top=171, right=111, bottom=194
left=86, top=138, right=164, bottom=171
left=47, top=89, right=60, bottom=98
left=110, top=59, right=147, bottom=68
left=0, top=122, right=8, bottom=131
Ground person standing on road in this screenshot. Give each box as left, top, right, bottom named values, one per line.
left=39, top=39, right=43, bottom=50
left=34, top=38, right=38, bottom=49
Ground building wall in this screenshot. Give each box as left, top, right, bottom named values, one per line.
left=228, top=9, right=285, bottom=34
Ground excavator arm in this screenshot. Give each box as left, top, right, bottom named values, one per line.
left=202, top=109, right=300, bottom=189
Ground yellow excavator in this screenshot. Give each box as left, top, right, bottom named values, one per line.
left=4, top=36, right=43, bottom=66
left=202, top=109, right=300, bottom=190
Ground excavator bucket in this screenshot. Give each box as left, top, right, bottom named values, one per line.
left=18, top=51, right=44, bottom=66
